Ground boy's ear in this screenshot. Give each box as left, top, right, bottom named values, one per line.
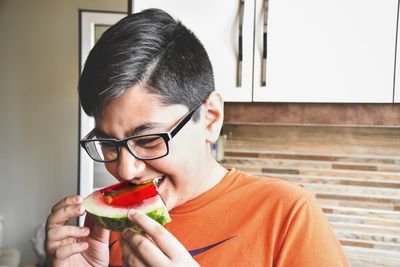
left=202, top=91, right=224, bottom=143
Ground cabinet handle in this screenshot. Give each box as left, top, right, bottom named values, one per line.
left=261, top=0, right=268, bottom=86
left=237, top=0, right=244, bottom=87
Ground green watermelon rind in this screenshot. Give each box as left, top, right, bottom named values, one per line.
left=86, top=207, right=171, bottom=232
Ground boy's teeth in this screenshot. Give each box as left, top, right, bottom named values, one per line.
left=154, top=176, right=164, bottom=187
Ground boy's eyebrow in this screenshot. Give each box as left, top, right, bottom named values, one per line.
left=93, top=128, right=112, bottom=138
left=94, top=122, right=166, bottom=139
left=128, top=122, right=165, bottom=137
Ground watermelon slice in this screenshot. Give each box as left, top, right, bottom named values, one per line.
left=82, top=180, right=171, bottom=231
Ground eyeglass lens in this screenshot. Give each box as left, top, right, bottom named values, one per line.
left=84, top=134, right=168, bottom=162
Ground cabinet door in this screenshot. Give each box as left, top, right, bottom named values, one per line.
left=133, top=0, right=254, bottom=102
left=254, top=0, right=398, bottom=102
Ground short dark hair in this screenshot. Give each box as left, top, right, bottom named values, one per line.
left=79, top=8, right=214, bottom=120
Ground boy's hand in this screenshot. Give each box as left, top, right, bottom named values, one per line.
left=121, top=209, right=199, bottom=267
left=45, top=195, right=110, bottom=267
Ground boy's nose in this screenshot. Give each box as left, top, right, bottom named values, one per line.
left=116, top=147, right=146, bottom=181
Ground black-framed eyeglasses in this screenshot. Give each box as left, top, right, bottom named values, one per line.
left=80, top=104, right=202, bottom=162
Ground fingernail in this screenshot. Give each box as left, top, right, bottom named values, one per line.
left=128, top=209, right=136, bottom=218
left=77, top=205, right=85, bottom=213
left=81, top=227, right=89, bottom=234
left=75, top=196, right=83, bottom=202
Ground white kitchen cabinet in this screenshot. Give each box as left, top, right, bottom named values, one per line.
left=132, top=0, right=255, bottom=102
left=257, top=0, right=399, bottom=102
left=133, top=0, right=399, bottom=103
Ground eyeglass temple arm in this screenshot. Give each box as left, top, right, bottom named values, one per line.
left=80, top=129, right=96, bottom=148
left=170, top=109, right=197, bottom=138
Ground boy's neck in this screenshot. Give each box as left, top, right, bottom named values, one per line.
left=189, top=154, right=228, bottom=201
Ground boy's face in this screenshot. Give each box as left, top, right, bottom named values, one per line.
left=94, top=84, right=210, bottom=211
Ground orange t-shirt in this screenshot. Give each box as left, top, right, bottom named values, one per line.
left=109, top=168, right=349, bottom=266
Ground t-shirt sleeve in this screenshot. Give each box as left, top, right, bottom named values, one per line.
left=275, top=194, right=350, bottom=267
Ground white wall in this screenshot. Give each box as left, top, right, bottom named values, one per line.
left=0, top=0, right=126, bottom=264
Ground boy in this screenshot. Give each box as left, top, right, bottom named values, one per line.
left=45, top=9, right=349, bottom=267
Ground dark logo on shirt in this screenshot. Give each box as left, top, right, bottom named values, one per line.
left=188, top=236, right=237, bottom=256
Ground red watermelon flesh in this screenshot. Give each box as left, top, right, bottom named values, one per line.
left=83, top=180, right=171, bottom=231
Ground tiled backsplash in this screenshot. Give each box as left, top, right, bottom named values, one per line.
left=221, top=123, right=400, bottom=267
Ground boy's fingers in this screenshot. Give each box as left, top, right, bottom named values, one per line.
left=47, top=226, right=89, bottom=242
left=51, top=195, right=83, bottom=213
left=121, top=238, right=147, bottom=267
left=54, top=241, right=89, bottom=260
left=89, top=223, right=110, bottom=243
left=46, top=237, right=75, bottom=253
left=47, top=204, right=85, bottom=227
left=127, top=209, right=186, bottom=259
left=122, top=229, right=170, bottom=267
